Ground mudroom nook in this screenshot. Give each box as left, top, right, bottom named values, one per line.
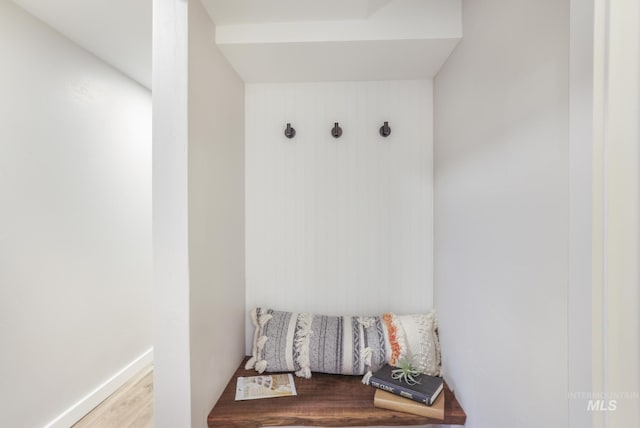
left=151, top=0, right=636, bottom=427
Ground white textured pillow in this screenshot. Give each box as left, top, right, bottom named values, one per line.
left=381, top=312, right=441, bottom=376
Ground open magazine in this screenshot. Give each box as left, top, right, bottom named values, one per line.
left=235, top=373, right=297, bottom=401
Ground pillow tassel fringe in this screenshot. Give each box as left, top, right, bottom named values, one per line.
left=257, top=335, right=268, bottom=350
left=259, top=313, right=273, bottom=327
left=357, top=316, right=375, bottom=329
left=245, top=356, right=257, bottom=370
left=246, top=308, right=260, bottom=370
left=434, top=314, right=442, bottom=376
left=294, top=313, right=313, bottom=379
left=255, top=359, right=268, bottom=373
left=361, top=370, right=373, bottom=385
left=295, top=367, right=311, bottom=379
left=361, top=347, right=373, bottom=384
left=362, top=347, right=373, bottom=365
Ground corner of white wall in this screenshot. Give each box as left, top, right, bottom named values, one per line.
left=152, top=0, right=192, bottom=427
left=43, top=349, right=153, bottom=428
left=187, top=0, right=246, bottom=426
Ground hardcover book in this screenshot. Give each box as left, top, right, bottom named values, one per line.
left=374, top=388, right=445, bottom=419
left=369, top=365, right=443, bottom=406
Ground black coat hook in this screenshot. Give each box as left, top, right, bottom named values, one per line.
left=331, top=122, right=342, bottom=138
left=379, top=121, right=391, bottom=137
left=284, top=123, right=296, bottom=139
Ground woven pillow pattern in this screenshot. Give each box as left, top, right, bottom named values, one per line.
left=245, top=307, right=441, bottom=383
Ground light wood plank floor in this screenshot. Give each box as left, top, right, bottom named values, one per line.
left=72, top=365, right=153, bottom=428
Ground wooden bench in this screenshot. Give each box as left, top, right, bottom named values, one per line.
left=208, top=357, right=466, bottom=427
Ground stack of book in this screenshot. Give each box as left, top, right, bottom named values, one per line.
left=369, top=365, right=445, bottom=419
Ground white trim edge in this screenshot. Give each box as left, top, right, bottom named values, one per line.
left=42, top=348, right=154, bottom=428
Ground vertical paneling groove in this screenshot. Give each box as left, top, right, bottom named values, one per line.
left=245, top=81, right=433, bottom=350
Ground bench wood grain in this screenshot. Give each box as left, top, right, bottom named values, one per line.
left=208, top=358, right=466, bottom=427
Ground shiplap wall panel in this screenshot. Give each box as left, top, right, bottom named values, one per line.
left=245, top=81, right=433, bottom=350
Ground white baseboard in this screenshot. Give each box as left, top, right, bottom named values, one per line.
left=43, top=347, right=153, bottom=428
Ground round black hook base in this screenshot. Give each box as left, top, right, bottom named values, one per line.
left=379, top=121, right=391, bottom=137
left=284, top=123, right=296, bottom=139
left=331, top=122, right=343, bottom=138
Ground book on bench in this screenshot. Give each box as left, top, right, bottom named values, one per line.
left=369, top=364, right=444, bottom=406
left=374, top=388, right=445, bottom=419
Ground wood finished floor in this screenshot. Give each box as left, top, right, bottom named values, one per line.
left=72, top=365, right=153, bottom=428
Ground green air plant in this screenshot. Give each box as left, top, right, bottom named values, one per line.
left=390, top=359, right=421, bottom=386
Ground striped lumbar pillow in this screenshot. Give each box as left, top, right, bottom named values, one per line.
left=245, top=308, right=441, bottom=383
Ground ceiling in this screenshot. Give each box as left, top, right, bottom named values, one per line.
left=203, top=0, right=462, bottom=82
left=217, top=38, right=461, bottom=83
left=202, top=0, right=392, bottom=25
left=10, top=0, right=461, bottom=87
left=11, top=0, right=151, bottom=89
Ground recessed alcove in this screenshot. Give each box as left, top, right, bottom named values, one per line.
left=152, top=0, right=631, bottom=427
left=155, top=2, right=464, bottom=425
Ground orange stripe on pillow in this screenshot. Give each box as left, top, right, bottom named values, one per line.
left=382, top=313, right=401, bottom=366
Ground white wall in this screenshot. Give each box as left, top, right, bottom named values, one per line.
left=245, top=80, right=434, bottom=350
left=0, top=1, right=152, bottom=427
left=153, top=0, right=245, bottom=427
left=592, top=0, right=640, bottom=425
left=188, top=0, right=246, bottom=427
left=568, top=0, right=595, bottom=426
left=433, top=0, right=569, bottom=427
left=152, top=0, right=191, bottom=426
